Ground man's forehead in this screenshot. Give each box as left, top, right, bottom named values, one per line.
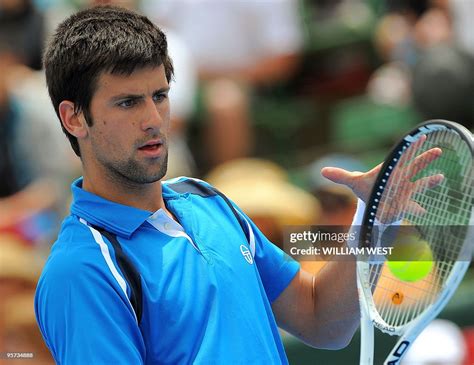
left=95, top=64, right=168, bottom=92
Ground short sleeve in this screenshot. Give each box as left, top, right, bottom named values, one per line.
left=233, top=206, right=301, bottom=303
left=35, top=245, right=145, bottom=365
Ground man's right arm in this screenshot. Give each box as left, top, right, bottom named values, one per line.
left=35, top=247, right=145, bottom=365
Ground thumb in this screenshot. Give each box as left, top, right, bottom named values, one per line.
left=321, top=167, right=362, bottom=187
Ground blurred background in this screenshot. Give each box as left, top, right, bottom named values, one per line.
left=0, top=0, right=473, bottom=364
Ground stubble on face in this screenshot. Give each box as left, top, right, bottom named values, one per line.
left=91, top=127, right=169, bottom=187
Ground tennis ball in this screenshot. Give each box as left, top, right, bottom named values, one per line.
left=387, top=233, right=434, bottom=282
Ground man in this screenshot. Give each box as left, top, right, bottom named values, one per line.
left=33, top=6, right=409, bottom=364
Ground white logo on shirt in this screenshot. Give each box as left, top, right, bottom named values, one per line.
left=240, top=244, right=253, bottom=264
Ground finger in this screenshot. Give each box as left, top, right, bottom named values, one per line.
left=406, top=201, right=427, bottom=216
left=320, top=167, right=362, bottom=188
left=406, top=148, right=443, bottom=179
left=377, top=200, right=426, bottom=223
left=413, top=173, right=444, bottom=194
left=399, top=134, right=427, bottom=167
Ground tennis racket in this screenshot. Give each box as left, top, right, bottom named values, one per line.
left=357, top=120, right=473, bottom=365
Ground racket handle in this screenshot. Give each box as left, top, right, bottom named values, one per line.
left=360, top=307, right=374, bottom=365
left=383, top=337, right=412, bottom=365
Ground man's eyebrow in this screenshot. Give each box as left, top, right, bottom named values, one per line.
left=153, top=86, right=171, bottom=95
left=110, top=87, right=171, bottom=102
left=154, top=86, right=171, bottom=94
left=110, top=93, right=144, bottom=102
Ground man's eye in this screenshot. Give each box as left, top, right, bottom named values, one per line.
left=118, top=99, right=136, bottom=108
left=153, top=93, right=168, bottom=103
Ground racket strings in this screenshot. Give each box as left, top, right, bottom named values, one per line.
left=367, top=128, right=472, bottom=328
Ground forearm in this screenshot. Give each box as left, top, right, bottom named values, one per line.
left=272, top=259, right=359, bottom=349
left=304, top=200, right=367, bottom=348
left=310, top=257, right=360, bottom=349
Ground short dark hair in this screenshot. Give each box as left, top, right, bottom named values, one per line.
left=44, top=6, right=174, bottom=156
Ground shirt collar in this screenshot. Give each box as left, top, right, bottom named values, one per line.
left=70, top=177, right=182, bottom=238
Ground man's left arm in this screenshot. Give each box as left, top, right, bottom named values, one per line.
left=272, top=144, right=443, bottom=349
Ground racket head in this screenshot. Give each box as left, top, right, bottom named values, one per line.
left=357, top=120, right=473, bottom=336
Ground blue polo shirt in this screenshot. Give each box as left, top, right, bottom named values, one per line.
left=35, top=177, right=300, bottom=364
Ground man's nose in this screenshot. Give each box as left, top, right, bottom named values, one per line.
left=140, top=98, right=162, bottom=132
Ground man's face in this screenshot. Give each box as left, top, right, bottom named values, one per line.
left=84, top=65, right=171, bottom=185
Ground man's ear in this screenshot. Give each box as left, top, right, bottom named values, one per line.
left=58, top=101, right=88, bottom=139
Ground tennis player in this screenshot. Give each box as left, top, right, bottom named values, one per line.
left=33, top=6, right=429, bottom=365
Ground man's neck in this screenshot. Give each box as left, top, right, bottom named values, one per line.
left=82, top=171, right=166, bottom=213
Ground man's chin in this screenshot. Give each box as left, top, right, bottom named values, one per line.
left=141, top=158, right=168, bottom=184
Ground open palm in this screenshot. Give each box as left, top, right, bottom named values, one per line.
left=321, top=135, right=444, bottom=223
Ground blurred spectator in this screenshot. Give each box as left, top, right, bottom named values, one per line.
left=144, top=0, right=304, bottom=168
left=1, top=5, right=73, bottom=363
left=370, top=0, right=474, bottom=128
left=412, top=43, right=474, bottom=128
left=450, top=0, right=474, bottom=57
left=0, top=45, right=77, bottom=244
left=0, top=237, right=53, bottom=363
left=411, top=0, right=474, bottom=128
left=402, top=319, right=467, bottom=365
left=369, top=13, right=414, bottom=107
left=164, top=30, right=198, bottom=178
left=0, top=0, right=46, bottom=70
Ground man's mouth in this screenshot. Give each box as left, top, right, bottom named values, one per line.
left=139, top=139, right=162, bottom=149
left=139, top=144, right=161, bottom=151
left=138, top=139, right=164, bottom=156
